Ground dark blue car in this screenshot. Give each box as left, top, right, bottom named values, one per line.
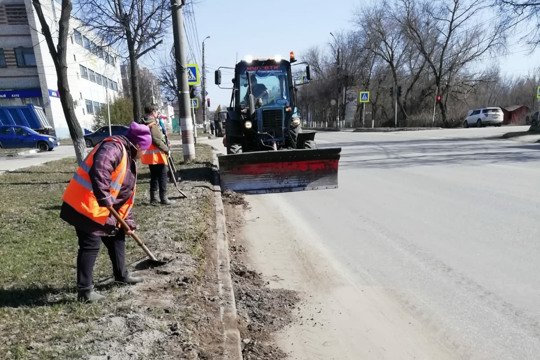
left=84, top=125, right=129, bottom=147
left=0, top=125, right=59, bottom=151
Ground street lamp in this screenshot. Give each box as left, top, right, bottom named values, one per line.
left=330, top=32, right=340, bottom=128
left=202, top=36, right=210, bottom=133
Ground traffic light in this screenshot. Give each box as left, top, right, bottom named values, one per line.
left=189, top=86, right=196, bottom=99
left=436, top=94, right=442, bottom=103
left=389, top=87, right=394, bottom=97
left=397, top=86, right=402, bottom=98
left=207, top=98, right=210, bottom=107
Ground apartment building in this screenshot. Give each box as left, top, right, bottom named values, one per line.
left=0, top=0, right=122, bottom=138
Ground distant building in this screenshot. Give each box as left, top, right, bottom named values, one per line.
left=0, top=0, right=122, bottom=138
left=501, top=105, right=530, bottom=125
left=121, top=65, right=162, bottom=110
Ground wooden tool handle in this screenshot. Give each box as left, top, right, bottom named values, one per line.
left=108, top=206, right=159, bottom=261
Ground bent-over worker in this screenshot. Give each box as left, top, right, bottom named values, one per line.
left=60, top=121, right=152, bottom=302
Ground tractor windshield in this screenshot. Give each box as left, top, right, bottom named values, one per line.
left=239, top=63, right=290, bottom=107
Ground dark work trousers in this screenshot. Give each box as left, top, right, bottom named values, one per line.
left=149, top=163, right=168, bottom=196
left=76, top=228, right=128, bottom=290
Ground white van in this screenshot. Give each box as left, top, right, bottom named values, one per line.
left=463, top=107, right=504, bottom=128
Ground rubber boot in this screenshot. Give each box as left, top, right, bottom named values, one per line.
left=160, top=193, right=176, bottom=205
left=77, top=288, right=105, bottom=303
left=150, top=191, right=158, bottom=205
left=115, top=272, right=143, bottom=285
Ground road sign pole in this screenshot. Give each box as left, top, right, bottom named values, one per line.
left=362, top=102, right=366, bottom=128
left=394, top=89, right=398, bottom=128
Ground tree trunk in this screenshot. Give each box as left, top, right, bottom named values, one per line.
left=33, top=0, right=85, bottom=164
left=127, top=39, right=141, bottom=122
left=57, top=65, right=86, bottom=164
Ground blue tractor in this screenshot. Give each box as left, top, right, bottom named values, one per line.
left=214, top=53, right=341, bottom=193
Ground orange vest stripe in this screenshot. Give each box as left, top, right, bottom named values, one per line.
left=62, top=138, right=133, bottom=225
left=141, top=143, right=167, bottom=165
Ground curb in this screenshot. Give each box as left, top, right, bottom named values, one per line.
left=212, top=152, right=243, bottom=360
left=18, top=149, right=38, bottom=155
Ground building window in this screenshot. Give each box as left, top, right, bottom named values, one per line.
left=74, top=30, right=82, bottom=45
left=14, top=47, right=37, bottom=67
left=93, top=101, right=101, bottom=114
left=73, top=54, right=76, bottom=62
left=95, top=74, right=102, bottom=86
left=83, top=36, right=91, bottom=50
left=113, top=81, right=118, bottom=91
left=86, top=100, right=93, bottom=114
left=80, top=92, right=82, bottom=99
left=80, top=65, right=88, bottom=79
left=88, top=69, right=96, bottom=83
left=5, top=4, right=28, bottom=25
left=0, top=49, right=6, bottom=68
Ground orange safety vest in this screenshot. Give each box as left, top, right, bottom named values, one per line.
left=62, top=137, right=134, bottom=225
left=141, top=143, right=168, bottom=165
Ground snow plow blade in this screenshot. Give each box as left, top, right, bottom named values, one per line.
left=217, top=148, right=341, bottom=193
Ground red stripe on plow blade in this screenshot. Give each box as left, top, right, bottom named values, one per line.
left=227, top=159, right=338, bottom=176
left=218, top=148, right=341, bottom=193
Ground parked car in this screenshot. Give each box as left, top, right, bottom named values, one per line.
left=84, top=125, right=129, bottom=147
left=0, top=125, right=59, bottom=151
left=463, top=107, right=503, bottom=128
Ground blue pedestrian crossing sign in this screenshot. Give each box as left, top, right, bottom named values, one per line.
left=359, top=91, right=370, bottom=103
left=191, top=98, right=199, bottom=109
left=187, top=63, right=200, bottom=86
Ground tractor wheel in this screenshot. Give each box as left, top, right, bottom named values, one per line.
left=303, top=140, right=317, bottom=149
left=228, top=143, right=242, bottom=154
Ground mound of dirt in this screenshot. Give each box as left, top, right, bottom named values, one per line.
left=224, top=197, right=300, bottom=359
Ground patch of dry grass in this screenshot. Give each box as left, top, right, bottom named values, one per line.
left=0, top=144, right=222, bottom=359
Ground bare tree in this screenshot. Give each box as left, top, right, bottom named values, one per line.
left=76, top=0, right=171, bottom=121
left=32, top=0, right=86, bottom=164
left=356, top=3, right=411, bottom=124
left=399, top=0, right=505, bottom=125
left=496, top=1, right=540, bottom=47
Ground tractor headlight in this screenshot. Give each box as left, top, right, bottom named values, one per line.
left=291, top=117, right=301, bottom=127
left=244, top=121, right=252, bottom=129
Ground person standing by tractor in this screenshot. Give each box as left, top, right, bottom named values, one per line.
left=60, top=121, right=152, bottom=302
left=140, top=105, right=175, bottom=205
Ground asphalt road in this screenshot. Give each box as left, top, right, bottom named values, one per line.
left=239, top=126, right=540, bottom=359
left=0, top=145, right=76, bottom=173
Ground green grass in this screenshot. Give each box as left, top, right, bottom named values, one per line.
left=0, top=144, right=217, bottom=359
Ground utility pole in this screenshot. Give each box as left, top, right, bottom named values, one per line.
left=202, top=36, right=210, bottom=134
left=171, top=0, right=195, bottom=161
left=394, top=89, right=398, bottom=128
left=330, top=32, right=340, bottom=129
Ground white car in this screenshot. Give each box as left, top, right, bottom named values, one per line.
left=463, top=107, right=504, bottom=128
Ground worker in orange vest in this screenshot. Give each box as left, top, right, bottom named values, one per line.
left=140, top=105, right=175, bottom=205
left=60, top=121, right=152, bottom=302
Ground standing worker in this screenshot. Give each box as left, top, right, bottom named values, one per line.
left=60, top=121, right=152, bottom=302
left=140, top=105, right=175, bottom=205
